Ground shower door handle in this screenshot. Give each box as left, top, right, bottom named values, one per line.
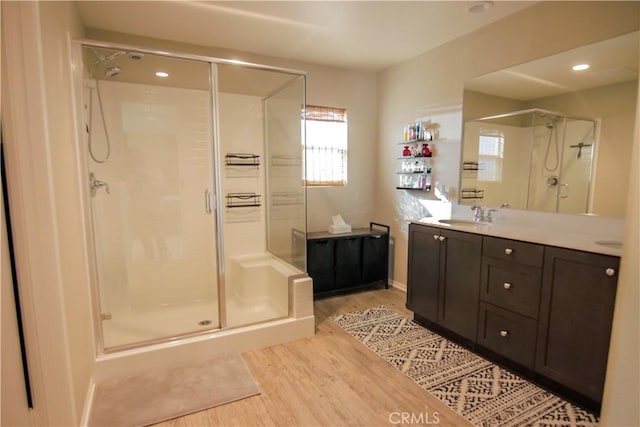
left=558, top=183, right=569, bottom=199
left=205, top=189, right=213, bottom=214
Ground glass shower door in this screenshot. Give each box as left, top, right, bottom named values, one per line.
left=83, top=47, right=220, bottom=350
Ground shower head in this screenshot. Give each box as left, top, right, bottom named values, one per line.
left=105, top=65, right=121, bottom=77
left=546, top=121, right=555, bottom=130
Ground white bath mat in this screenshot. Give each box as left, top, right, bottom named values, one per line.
left=88, top=353, right=260, bottom=426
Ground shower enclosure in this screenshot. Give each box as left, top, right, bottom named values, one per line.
left=461, top=109, right=597, bottom=213
left=76, top=41, right=308, bottom=352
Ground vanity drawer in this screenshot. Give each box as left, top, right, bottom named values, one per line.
left=481, top=257, right=542, bottom=319
left=478, top=302, right=538, bottom=369
left=483, top=236, right=544, bottom=267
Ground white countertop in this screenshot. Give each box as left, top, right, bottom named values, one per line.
left=411, top=205, right=625, bottom=257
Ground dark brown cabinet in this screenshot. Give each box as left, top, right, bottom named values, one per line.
left=536, top=247, right=619, bottom=403
left=308, top=223, right=389, bottom=297
left=406, top=226, right=620, bottom=410
left=406, top=223, right=482, bottom=341
left=477, top=236, right=543, bottom=369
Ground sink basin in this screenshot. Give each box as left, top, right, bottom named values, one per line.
left=594, top=240, right=623, bottom=250
left=438, top=219, right=490, bottom=226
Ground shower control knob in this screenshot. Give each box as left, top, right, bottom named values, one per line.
left=504, top=248, right=513, bottom=255
left=606, top=268, right=616, bottom=277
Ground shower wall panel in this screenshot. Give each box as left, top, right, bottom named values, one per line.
left=218, top=92, right=266, bottom=270
left=89, top=80, right=218, bottom=315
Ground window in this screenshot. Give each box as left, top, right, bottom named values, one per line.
left=477, top=129, right=504, bottom=182
left=303, top=105, right=348, bottom=186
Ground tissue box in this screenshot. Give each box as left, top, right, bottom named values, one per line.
left=329, top=224, right=352, bottom=234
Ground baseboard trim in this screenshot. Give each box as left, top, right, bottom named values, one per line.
left=390, top=280, right=406, bottom=292
left=80, top=379, right=96, bottom=426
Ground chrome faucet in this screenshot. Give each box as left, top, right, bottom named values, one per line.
left=471, top=205, right=498, bottom=223
left=471, top=205, right=485, bottom=222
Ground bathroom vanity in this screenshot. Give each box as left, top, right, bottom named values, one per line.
left=406, top=217, right=621, bottom=412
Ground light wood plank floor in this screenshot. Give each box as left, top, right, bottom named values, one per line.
left=154, top=287, right=471, bottom=426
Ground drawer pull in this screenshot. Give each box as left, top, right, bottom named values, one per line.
left=433, top=235, right=440, bottom=240
left=500, top=330, right=509, bottom=338
left=503, top=282, right=512, bottom=290
left=606, top=268, right=616, bottom=277
left=438, top=236, right=446, bottom=242
left=504, top=248, right=513, bottom=255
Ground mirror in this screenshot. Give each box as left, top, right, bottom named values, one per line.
left=460, top=31, right=639, bottom=217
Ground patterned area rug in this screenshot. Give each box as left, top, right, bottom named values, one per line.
left=331, top=306, right=598, bottom=427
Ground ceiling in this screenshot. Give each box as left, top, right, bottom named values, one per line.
left=76, top=1, right=536, bottom=70
left=465, top=31, right=640, bottom=100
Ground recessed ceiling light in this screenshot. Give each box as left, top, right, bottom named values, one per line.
left=155, top=71, right=169, bottom=78
left=572, top=64, right=590, bottom=71
left=467, top=1, right=494, bottom=13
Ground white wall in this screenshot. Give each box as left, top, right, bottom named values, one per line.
left=1, top=1, right=91, bottom=424
left=600, top=75, right=640, bottom=427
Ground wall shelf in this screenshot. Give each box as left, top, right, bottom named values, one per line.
left=461, top=188, right=484, bottom=200
left=225, top=192, right=262, bottom=208
left=225, top=153, right=260, bottom=167
left=462, top=161, right=481, bottom=171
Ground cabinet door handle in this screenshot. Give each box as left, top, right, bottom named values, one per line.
left=371, top=235, right=382, bottom=239
left=504, top=248, right=513, bottom=255
left=500, top=330, right=509, bottom=338
left=433, top=234, right=440, bottom=240
left=438, top=236, right=446, bottom=242
left=503, top=282, right=512, bottom=290
left=606, top=268, right=616, bottom=277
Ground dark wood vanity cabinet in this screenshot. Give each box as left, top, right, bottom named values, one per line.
left=407, top=225, right=620, bottom=409
left=477, top=236, right=543, bottom=369
left=406, top=223, right=482, bottom=341
left=536, top=247, right=619, bottom=403
left=308, top=223, right=389, bottom=297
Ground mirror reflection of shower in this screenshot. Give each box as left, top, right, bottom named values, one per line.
left=461, top=108, right=597, bottom=214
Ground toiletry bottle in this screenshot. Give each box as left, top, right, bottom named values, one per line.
left=423, top=144, right=432, bottom=157
left=402, top=146, right=411, bottom=156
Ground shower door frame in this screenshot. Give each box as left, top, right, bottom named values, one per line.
left=71, top=39, right=307, bottom=354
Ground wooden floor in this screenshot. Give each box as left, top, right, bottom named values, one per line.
left=155, top=287, right=471, bottom=426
